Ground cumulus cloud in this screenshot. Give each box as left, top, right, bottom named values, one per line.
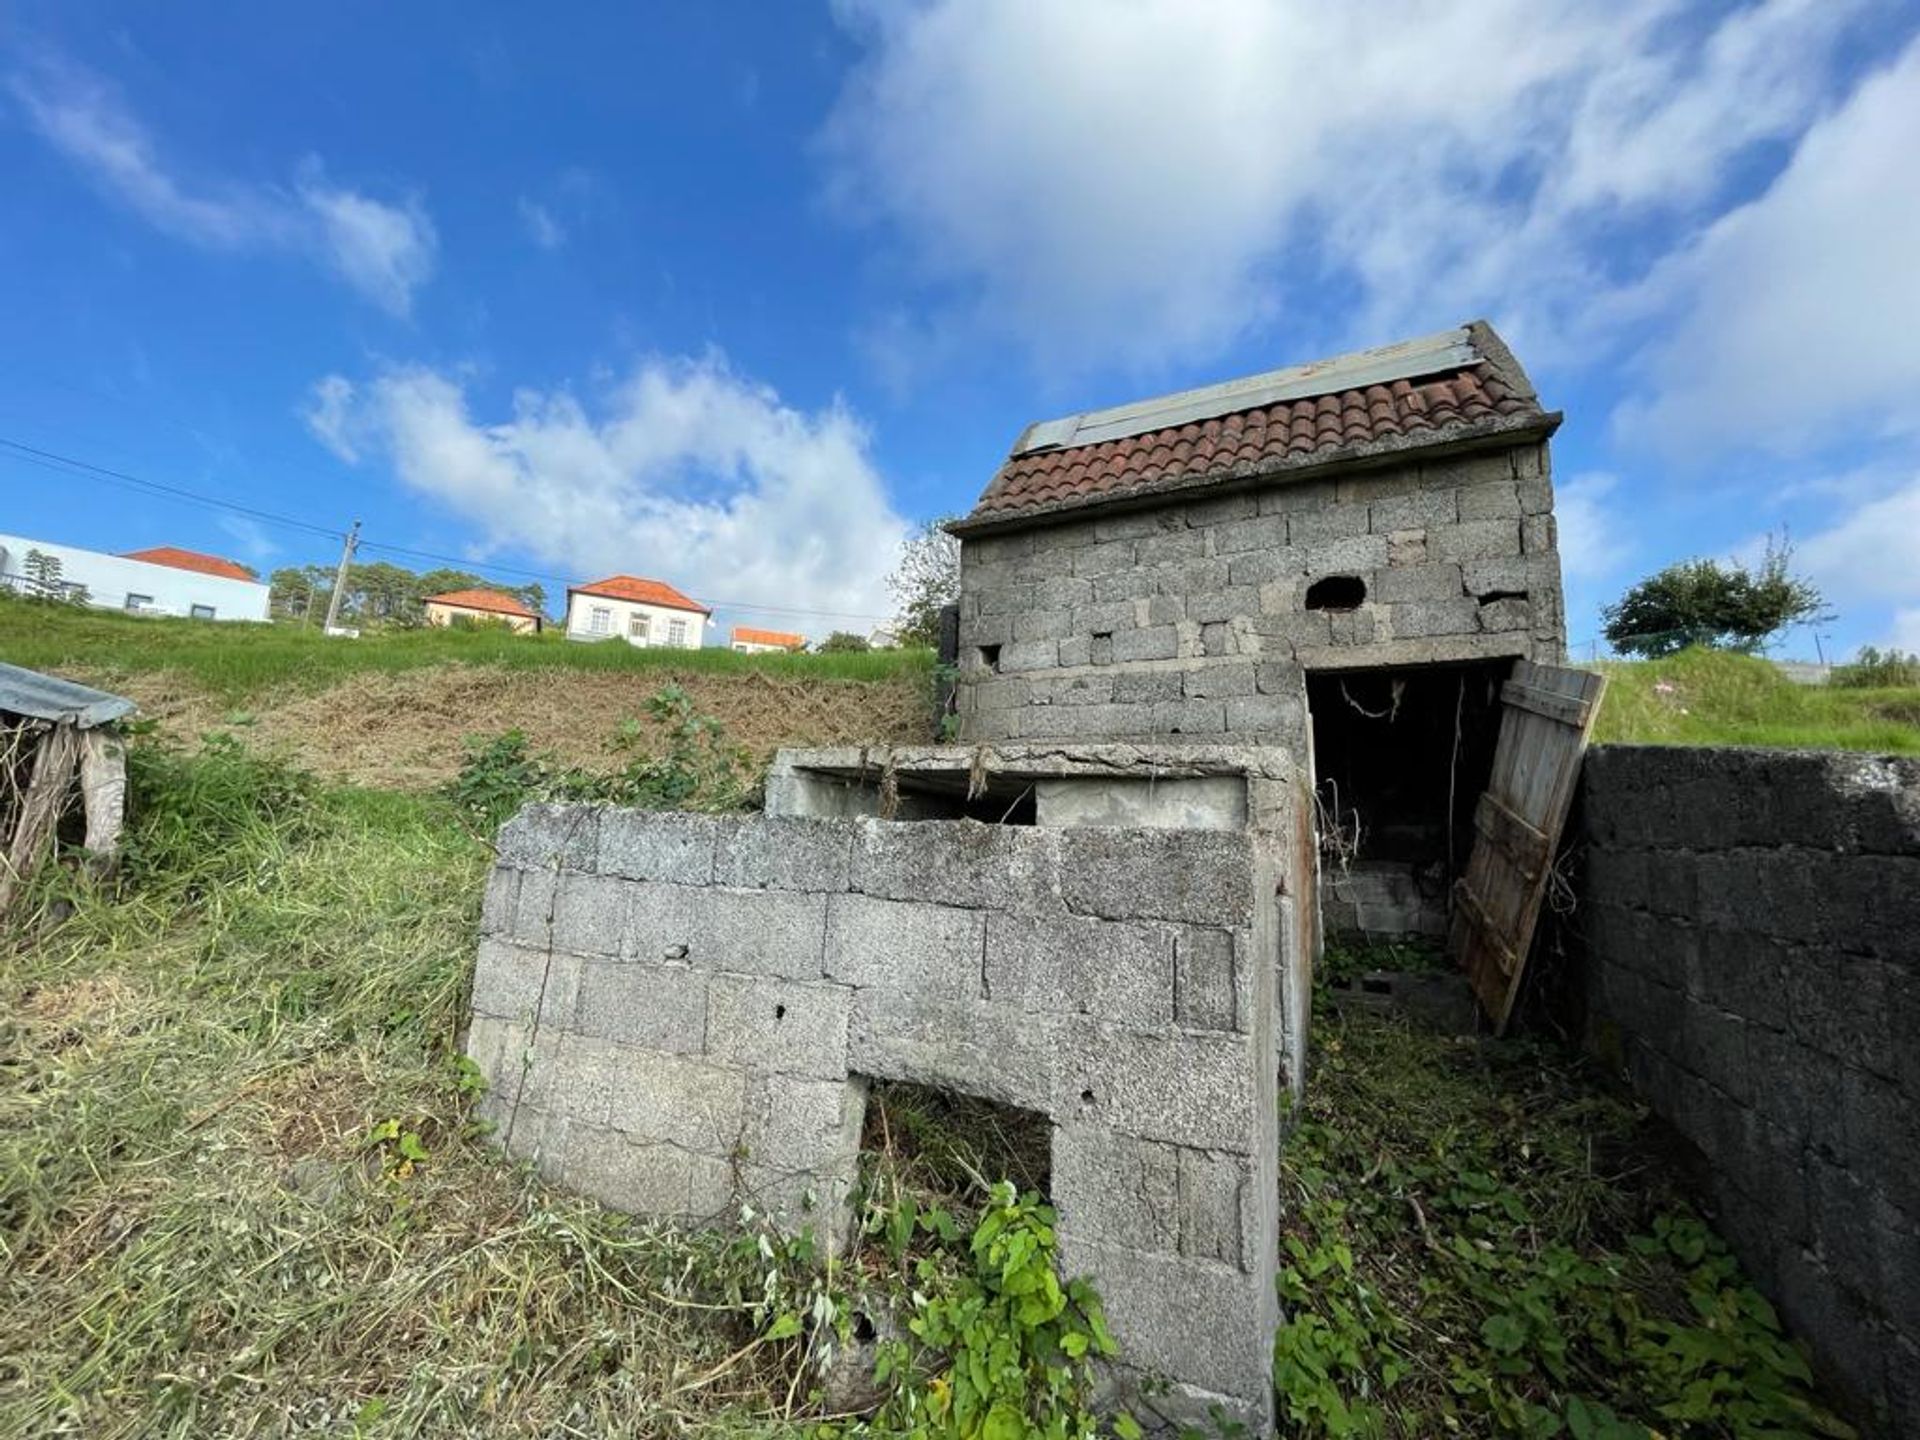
left=1613, top=34, right=1920, bottom=455
left=1553, top=472, right=1632, bottom=582
left=518, top=197, right=566, bottom=250
left=1795, top=475, right=1920, bottom=614
left=7, top=53, right=437, bottom=314
left=303, top=355, right=911, bottom=627
left=821, top=0, right=1873, bottom=376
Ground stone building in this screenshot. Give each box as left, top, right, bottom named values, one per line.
left=950, top=320, right=1568, bottom=938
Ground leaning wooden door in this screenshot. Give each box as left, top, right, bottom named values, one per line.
left=1449, top=660, right=1607, bottom=1033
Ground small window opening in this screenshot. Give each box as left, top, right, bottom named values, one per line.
left=859, top=1078, right=1051, bottom=1208
left=1305, top=575, right=1367, bottom=611
left=1477, top=589, right=1529, bottom=605
left=978, top=643, right=1002, bottom=672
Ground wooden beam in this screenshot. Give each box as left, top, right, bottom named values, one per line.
left=1472, top=791, right=1550, bottom=881
left=1499, top=679, right=1596, bottom=727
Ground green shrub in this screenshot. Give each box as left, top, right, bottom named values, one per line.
left=1831, top=646, right=1920, bottom=689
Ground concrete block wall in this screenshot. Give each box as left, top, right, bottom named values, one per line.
left=1575, top=745, right=1920, bottom=1436
left=470, top=752, right=1311, bottom=1431
left=954, top=441, right=1565, bottom=745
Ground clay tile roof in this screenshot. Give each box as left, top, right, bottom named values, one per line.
left=955, top=320, right=1556, bottom=532
left=121, top=546, right=258, bottom=582
left=731, top=626, right=805, bottom=650
left=570, top=574, right=711, bottom=614
left=425, top=588, right=540, bottom=620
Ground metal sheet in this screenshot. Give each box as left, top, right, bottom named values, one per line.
left=0, top=662, right=136, bottom=729
left=1011, top=325, right=1478, bottom=456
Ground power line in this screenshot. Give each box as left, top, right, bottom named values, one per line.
left=0, top=433, right=895, bottom=623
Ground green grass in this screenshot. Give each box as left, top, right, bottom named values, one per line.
left=0, top=595, right=932, bottom=701
left=1593, top=648, right=1919, bottom=754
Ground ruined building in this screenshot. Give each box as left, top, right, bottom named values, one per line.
left=466, top=322, right=1575, bottom=1431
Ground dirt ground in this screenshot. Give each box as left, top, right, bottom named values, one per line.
left=87, top=663, right=934, bottom=790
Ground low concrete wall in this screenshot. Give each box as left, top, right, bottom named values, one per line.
left=468, top=744, right=1316, bottom=1430
left=1574, top=745, right=1919, bottom=1436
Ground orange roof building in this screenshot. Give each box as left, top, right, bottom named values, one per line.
left=121, top=546, right=260, bottom=582
left=565, top=574, right=710, bottom=649
left=730, top=625, right=806, bottom=654
left=423, top=588, right=543, bottom=635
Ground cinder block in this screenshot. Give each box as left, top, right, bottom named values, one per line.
left=706, top=974, right=851, bottom=1080
left=852, top=821, right=1059, bottom=914
left=824, top=894, right=988, bottom=999
left=1056, top=635, right=1093, bottom=668
left=1184, top=662, right=1255, bottom=699
left=984, top=912, right=1175, bottom=1028
left=574, top=958, right=708, bottom=1053
left=1373, top=563, right=1463, bottom=602
left=998, top=638, right=1059, bottom=673
left=1051, top=1125, right=1179, bottom=1252
left=596, top=810, right=727, bottom=885
left=1428, top=520, right=1522, bottom=563
left=1478, top=597, right=1531, bottom=631
left=1029, top=673, right=1115, bottom=706
left=480, top=866, right=520, bottom=935
left=1135, top=529, right=1206, bottom=564
left=1053, top=1231, right=1270, bottom=1412
left=848, top=988, right=1055, bottom=1112
left=1386, top=598, right=1482, bottom=638
left=1014, top=608, right=1073, bottom=642
left=1207, top=515, right=1289, bottom=555
left=1288, top=505, right=1371, bottom=545
left=471, top=937, right=581, bottom=1026
left=1180, top=492, right=1258, bottom=528
left=1153, top=557, right=1233, bottom=594
left=538, top=1033, right=623, bottom=1126
left=1226, top=549, right=1300, bottom=587
left=741, top=1073, right=865, bottom=1176
left=1684, top=1002, right=1753, bottom=1107
left=1185, top=586, right=1262, bottom=624
left=1175, top=928, right=1239, bottom=1030
left=1294, top=534, right=1388, bottom=572
left=1178, top=1148, right=1250, bottom=1269
left=1114, top=670, right=1183, bottom=705
left=1455, top=481, right=1522, bottom=520
left=602, top=1046, right=747, bottom=1155
left=497, top=802, right=599, bottom=871
left=1112, top=625, right=1180, bottom=663
left=1151, top=698, right=1225, bottom=735
left=1257, top=477, right=1334, bottom=514
left=712, top=817, right=855, bottom=892
left=549, top=1122, right=695, bottom=1217
left=1055, top=1020, right=1254, bottom=1151
left=1223, top=693, right=1302, bottom=736
left=1074, top=600, right=1140, bottom=638
left=1522, top=514, right=1555, bottom=553
left=1058, top=828, right=1255, bottom=926
left=549, top=872, right=629, bottom=957
left=1369, top=489, right=1457, bottom=533
left=626, top=883, right=829, bottom=979
left=1072, top=541, right=1142, bottom=578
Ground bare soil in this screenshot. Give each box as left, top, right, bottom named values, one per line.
left=87, top=662, right=933, bottom=790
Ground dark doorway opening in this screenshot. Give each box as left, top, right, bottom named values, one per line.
left=1306, top=659, right=1511, bottom=940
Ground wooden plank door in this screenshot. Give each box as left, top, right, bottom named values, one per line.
left=1449, top=660, right=1607, bottom=1033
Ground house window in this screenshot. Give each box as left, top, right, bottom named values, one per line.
left=589, top=606, right=611, bottom=635
left=124, top=593, right=152, bottom=612
left=190, top=604, right=216, bottom=620
left=667, top=618, right=689, bottom=646
left=629, top=613, right=651, bottom=641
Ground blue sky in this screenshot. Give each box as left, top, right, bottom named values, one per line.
left=2, top=1, right=1918, bottom=654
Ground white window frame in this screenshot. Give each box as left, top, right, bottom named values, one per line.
left=629, top=613, right=651, bottom=642
left=589, top=606, right=612, bottom=635
left=667, top=618, right=689, bottom=647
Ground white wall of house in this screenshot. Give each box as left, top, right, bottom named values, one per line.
left=0, top=534, right=271, bottom=622
left=564, top=592, right=708, bottom=648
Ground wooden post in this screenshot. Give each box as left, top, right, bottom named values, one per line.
left=0, top=722, right=82, bottom=921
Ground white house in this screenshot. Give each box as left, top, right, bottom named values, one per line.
left=565, top=575, right=710, bottom=648
left=729, top=625, right=805, bottom=654
left=0, top=535, right=271, bottom=622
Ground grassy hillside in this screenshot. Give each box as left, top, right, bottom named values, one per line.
left=0, top=595, right=926, bottom=699
left=1592, top=648, right=1920, bottom=754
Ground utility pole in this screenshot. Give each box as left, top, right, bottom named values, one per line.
left=321, top=520, right=361, bottom=634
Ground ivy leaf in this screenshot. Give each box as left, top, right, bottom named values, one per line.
left=1481, top=1313, right=1529, bottom=1355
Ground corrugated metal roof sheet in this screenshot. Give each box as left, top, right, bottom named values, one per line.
left=0, top=663, right=136, bottom=729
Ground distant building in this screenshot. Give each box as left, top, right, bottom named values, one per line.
left=423, top=588, right=543, bottom=635
left=565, top=575, right=710, bottom=648
left=730, top=625, right=805, bottom=654
left=867, top=626, right=901, bottom=649
left=0, top=534, right=270, bottom=621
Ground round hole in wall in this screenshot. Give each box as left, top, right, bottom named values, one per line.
left=1305, top=574, right=1367, bottom=611
left=1080, top=1088, right=1096, bottom=1105
left=774, top=1004, right=787, bottom=1020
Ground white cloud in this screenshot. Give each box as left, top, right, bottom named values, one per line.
left=1553, top=471, right=1632, bottom=581
left=305, top=355, right=911, bottom=628
left=821, top=0, right=1873, bottom=376
left=1614, top=34, right=1920, bottom=454
left=301, top=374, right=362, bottom=463
left=1795, top=475, right=1920, bottom=610
left=1886, top=609, right=1920, bottom=654
left=518, top=196, right=566, bottom=250
left=215, top=514, right=277, bottom=565
left=8, top=54, right=437, bottom=314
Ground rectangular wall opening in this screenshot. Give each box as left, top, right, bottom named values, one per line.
left=857, top=1078, right=1052, bottom=1209
left=1306, top=658, right=1511, bottom=942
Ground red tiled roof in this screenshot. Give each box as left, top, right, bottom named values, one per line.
left=122, top=546, right=258, bottom=582
left=731, top=626, right=805, bottom=649
left=959, top=323, right=1553, bottom=530
left=425, top=588, right=540, bottom=620
left=570, top=575, right=711, bottom=614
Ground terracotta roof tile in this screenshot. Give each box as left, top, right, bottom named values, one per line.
left=425, top=588, right=540, bottom=620
left=959, top=323, right=1552, bottom=529
left=121, top=546, right=258, bottom=582
left=570, top=575, right=710, bottom=614
left=731, top=626, right=805, bottom=649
